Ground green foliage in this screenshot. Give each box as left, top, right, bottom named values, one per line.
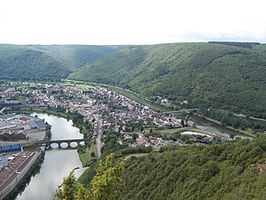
left=91, top=153, right=125, bottom=200
left=0, top=44, right=119, bottom=81
left=202, top=109, right=266, bottom=132
left=55, top=171, right=77, bottom=200
left=28, top=45, right=119, bottom=69
left=69, top=43, right=266, bottom=118
left=78, top=134, right=266, bottom=200
left=119, top=135, right=266, bottom=200
left=75, top=183, right=92, bottom=200
left=101, top=131, right=126, bottom=157
left=57, top=154, right=125, bottom=200
left=0, top=44, right=69, bottom=81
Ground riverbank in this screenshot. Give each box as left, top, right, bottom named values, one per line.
left=14, top=113, right=85, bottom=200
left=6, top=107, right=93, bottom=166
left=194, top=114, right=255, bottom=137
left=1, top=149, right=44, bottom=200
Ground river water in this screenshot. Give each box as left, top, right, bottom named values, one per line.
left=192, top=115, right=243, bottom=139
left=16, top=113, right=85, bottom=200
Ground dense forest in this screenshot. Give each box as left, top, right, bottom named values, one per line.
left=27, top=45, right=120, bottom=70
left=0, top=44, right=119, bottom=81
left=69, top=42, right=266, bottom=118
left=121, top=137, right=266, bottom=200
left=201, top=109, right=266, bottom=132
left=57, top=133, right=266, bottom=200
left=1, top=42, right=266, bottom=118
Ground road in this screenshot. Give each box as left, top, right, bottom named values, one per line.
left=0, top=151, right=38, bottom=199
left=93, top=114, right=103, bottom=159
left=233, top=113, right=266, bottom=122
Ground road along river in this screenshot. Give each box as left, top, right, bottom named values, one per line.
left=16, top=113, right=86, bottom=200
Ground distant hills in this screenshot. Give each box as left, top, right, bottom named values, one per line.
left=0, top=44, right=119, bottom=81
left=1, top=42, right=266, bottom=117
left=69, top=42, right=266, bottom=117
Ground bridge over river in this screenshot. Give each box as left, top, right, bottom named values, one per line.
left=34, top=138, right=90, bottom=149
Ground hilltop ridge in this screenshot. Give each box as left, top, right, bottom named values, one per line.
left=69, top=42, right=266, bottom=117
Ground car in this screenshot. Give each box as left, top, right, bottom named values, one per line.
left=8, top=156, right=15, bottom=161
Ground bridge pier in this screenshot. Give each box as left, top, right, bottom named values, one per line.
left=77, top=141, right=82, bottom=147
left=35, top=138, right=89, bottom=149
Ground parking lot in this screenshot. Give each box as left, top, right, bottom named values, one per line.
left=0, top=151, right=34, bottom=186
left=0, top=152, right=20, bottom=169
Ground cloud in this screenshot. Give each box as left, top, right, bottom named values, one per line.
left=0, top=0, right=266, bottom=44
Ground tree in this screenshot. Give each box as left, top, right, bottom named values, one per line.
left=75, top=183, right=92, bottom=200
left=132, top=133, right=138, bottom=141
left=233, top=120, right=240, bottom=129
left=91, top=153, right=125, bottom=200
left=55, top=170, right=76, bottom=200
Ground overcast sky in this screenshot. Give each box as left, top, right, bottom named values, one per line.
left=0, top=0, right=266, bottom=45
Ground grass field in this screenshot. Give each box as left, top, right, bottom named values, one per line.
left=76, top=84, right=92, bottom=89
left=79, top=142, right=98, bottom=166
left=16, top=85, right=31, bottom=89
left=79, top=147, right=91, bottom=166
left=153, top=127, right=206, bottom=136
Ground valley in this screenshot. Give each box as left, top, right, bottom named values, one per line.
left=0, top=42, right=265, bottom=200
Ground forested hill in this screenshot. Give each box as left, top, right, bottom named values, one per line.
left=1, top=42, right=266, bottom=116
left=69, top=42, right=266, bottom=117
left=0, top=44, right=119, bottom=81
left=72, top=134, right=266, bottom=200
left=27, top=45, right=119, bottom=69
left=120, top=136, right=266, bottom=200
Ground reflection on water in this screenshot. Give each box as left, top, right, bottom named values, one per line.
left=16, top=150, right=83, bottom=200
left=16, top=113, right=84, bottom=200
left=32, top=113, right=83, bottom=140
left=193, top=116, right=240, bottom=138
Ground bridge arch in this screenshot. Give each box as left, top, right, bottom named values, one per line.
left=59, top=142, right=69, bottom=148
left=35, top=138, right=89, bottom=149
left=50, top=143, right=59, bottom=148
left=70, top=142, right=78, bottom=148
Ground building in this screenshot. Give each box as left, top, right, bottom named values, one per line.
left=0, top=144, right=23, bottom=153
left=31, top=119, right=46, bottom=131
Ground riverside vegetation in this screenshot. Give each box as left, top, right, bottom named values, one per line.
left=1, top=42, right=266, bottom=199
left=9, top=106, right=94, bottom=166
left=55, top=133, right=266, bottom=200
left=1, top=42, right=266, bottom=119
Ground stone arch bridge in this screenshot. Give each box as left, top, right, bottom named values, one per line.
left=34, top=138, right=90, bottom=149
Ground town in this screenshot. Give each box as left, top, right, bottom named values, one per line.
left=0, top=81, right=250, bottom=199
left=0, top=81, right=220, bottom=151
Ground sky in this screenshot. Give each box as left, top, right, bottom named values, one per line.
left=0, top=0, right=266, bottom=45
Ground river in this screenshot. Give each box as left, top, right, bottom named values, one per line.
left=16, top=113, right=85, bottom=200
left=192, top=115, right=246, bottom=139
